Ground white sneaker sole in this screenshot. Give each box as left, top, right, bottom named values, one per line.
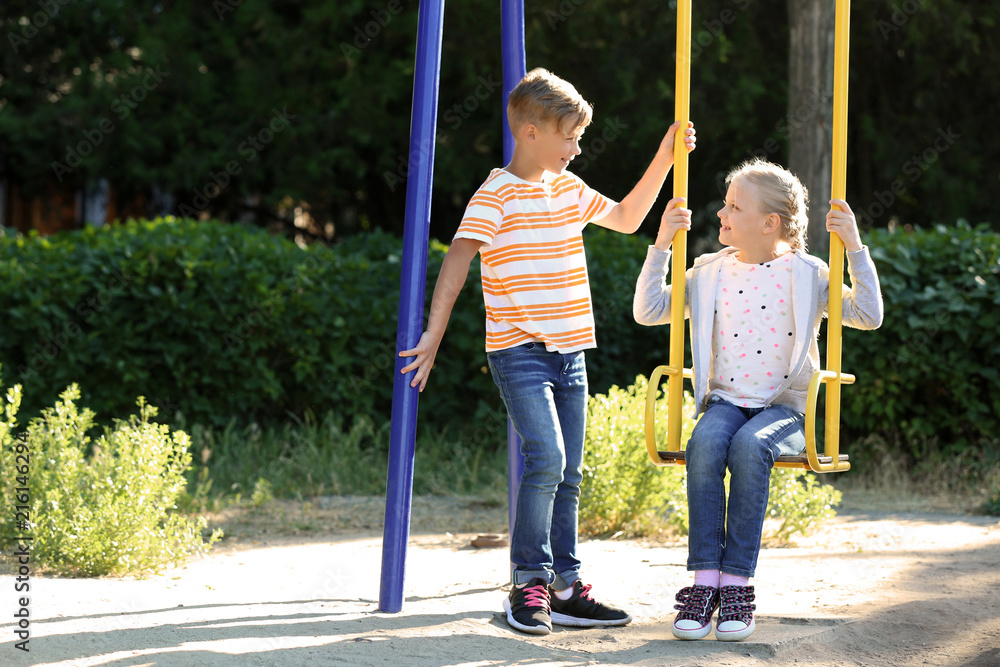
left=715, top=618, right=756, bottom=641
left=672, top=619, right=714, bottom=640
left=550, top=610, right=632, bottom=628
left=502, top=596, right=551, bottom=635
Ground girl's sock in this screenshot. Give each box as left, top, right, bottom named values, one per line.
left=693, top=569, right=720, bottom=588
left=720, top=572, right=750, bottom=588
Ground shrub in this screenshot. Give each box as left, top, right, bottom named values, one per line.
left=580, top=376, right=841, bottom=542
left=0, top=220, right=490, bottom=429
left=0, top=219, right=667, bottom=433
left=0, top=377, right=220, bottom=576
left=765, top=470, right=840, bottom=544
left=580, top=376, right=691, bottom=538
left=840, top=221, right=1000, bottom=469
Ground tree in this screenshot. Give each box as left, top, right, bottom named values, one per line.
left=786, top=0, right=835, bottom=254
left=1, top=1, right=997, bottom=242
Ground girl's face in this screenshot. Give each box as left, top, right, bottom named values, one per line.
left=717, top=176, right=769, bottom=251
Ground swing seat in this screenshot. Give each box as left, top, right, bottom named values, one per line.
left=644, top=365, right=854, bottom=473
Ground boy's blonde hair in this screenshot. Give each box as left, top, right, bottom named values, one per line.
left=726, top=158, right=809, bottom=251
left=507, top=68, right=593, bottom=135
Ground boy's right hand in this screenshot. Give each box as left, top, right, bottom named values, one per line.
left=399, top=330, right=442, bottom=392
left=654, top=197, right=692, bottom=251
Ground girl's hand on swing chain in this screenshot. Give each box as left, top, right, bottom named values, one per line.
left=654, top=197, right=692, bottom=251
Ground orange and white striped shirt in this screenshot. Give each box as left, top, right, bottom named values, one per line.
left=454, top=168, right=616, bottom=353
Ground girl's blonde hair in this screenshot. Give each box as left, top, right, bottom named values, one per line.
left=726, top=158, right=809, bottom=251
left=507, top=68, right=593, bottom=135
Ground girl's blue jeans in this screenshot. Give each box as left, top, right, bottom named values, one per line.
left=686, top=395, right=806, bottom=578
left=486, top=342, right=587, bottom=589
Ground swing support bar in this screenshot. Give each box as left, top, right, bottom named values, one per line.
left=644, top=0, right=854, bottom=474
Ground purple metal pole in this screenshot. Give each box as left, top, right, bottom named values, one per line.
left=500, top=0, right=526, bottom=546
left=378, top=0, right=446, bottom=614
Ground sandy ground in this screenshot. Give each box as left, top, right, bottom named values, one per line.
left=2, top=496, right=999, bottom=667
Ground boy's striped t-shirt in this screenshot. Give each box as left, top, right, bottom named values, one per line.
left=454, top=168, right=617, bottom=353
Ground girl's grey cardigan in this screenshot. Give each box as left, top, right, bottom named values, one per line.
left=633, top=246, right=884, bottom=417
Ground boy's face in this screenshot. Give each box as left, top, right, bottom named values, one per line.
left=532, top=119, right=585, bottom=175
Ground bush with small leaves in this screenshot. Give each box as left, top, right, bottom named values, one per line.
left=0, top=375, right=221, bottom=576
left=579, top=376, right=691, bottom=538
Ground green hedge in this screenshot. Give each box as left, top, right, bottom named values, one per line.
left=841, top=221, right=1000, bottom=463
left=0, top=219, right=665, bottom=430
left=0, top=219, right=462, bottom=427
left=5, top=217, right=995, bottom=469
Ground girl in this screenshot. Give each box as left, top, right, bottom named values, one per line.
left=633, top=158, right=883, bottom=641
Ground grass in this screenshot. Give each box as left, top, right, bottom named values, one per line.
left=177, top=410, right=1000, bottom=521
left=180, top=412, right=509, bottom=512
left=828, top=433, right=1000, bottom=514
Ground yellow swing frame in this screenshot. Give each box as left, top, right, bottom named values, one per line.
left=644, top=0, right=853, bottom=473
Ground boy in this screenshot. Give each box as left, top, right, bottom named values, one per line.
left=399, top=68, right=695, bottom=635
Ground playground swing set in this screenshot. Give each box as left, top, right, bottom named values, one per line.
left=646, top=0, right=854, bottom=474
left=381, top=0, right=855, bottom=614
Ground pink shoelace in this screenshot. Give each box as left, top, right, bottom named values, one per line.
left=576, top=583, right=594, bottom=601
left=522, top=583, right=551, bottom=610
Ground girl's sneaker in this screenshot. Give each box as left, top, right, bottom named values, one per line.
left=672, top=585, right=720, bottom=639
left=503, top=578, right=552, bottom=635
left=715, top=584, right=756, bottom=641
left=548, top=581, right=632, bottom=627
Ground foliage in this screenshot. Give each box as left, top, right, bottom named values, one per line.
left=0, top=217, right=333, bottom=426
left=983, top=480, right=1000, bottom=517
left=579, top=376, right=840, bottom=542
left=840, top=222, right=1000, bottom=468
left=579, top=376, right=692, bottom=538
left=182, top=412, right=508, bottom=504
left=2, top=1, right=996, bottom=239
left=0, top=377, right=220, bottom=577
left=765, top=470, right=840, bottom=544
left=0, top=218, right=668, bottom=430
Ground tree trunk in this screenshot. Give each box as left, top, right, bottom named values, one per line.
left=787, top=0, right=836, bottom=255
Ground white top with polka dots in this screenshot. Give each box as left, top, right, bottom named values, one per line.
left=710, top=253, right=795, bottom=408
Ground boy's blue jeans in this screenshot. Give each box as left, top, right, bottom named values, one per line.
left=686, top=396, right=806, bottom=578
left=486, top=342, right=587, bottom=589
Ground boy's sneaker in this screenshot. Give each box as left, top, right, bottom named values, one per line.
left=672, top=585, right=720, bottom=640
left=503, top=578, right=552, bottom=635
left=548, top=581, right=632, bottom=628
left=715, top=585, right=756, bottom=641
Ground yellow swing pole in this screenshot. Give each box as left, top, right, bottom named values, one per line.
left=804, top=0, right=853, bottom=472
left=664, top=0, right=692, bottom=454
